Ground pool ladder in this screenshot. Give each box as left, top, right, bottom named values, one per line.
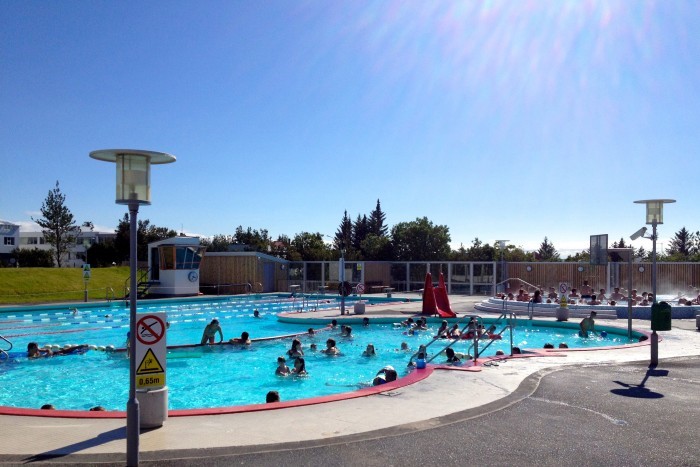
left=0, top=334, right=12, bottom=360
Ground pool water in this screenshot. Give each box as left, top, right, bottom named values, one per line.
left=0, top=297, right=639, bottom=411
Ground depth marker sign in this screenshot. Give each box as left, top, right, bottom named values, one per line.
left=135, top=312, right=167, bottom=389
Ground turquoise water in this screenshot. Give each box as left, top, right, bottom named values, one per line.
left=0, top=296, right=638, bottom=411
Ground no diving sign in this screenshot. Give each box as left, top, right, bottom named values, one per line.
left=135, top=312, right=167, bottom=389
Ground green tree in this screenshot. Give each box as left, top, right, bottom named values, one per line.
left=33, top=181, right=80, bottom=267
left=289, top=232, right=330, bottom=261
left=535, top=237, right=560, bottom=261
left=86, top=241, right=119, bottom=267
left=10, top=247, right=54, bottom=267
left=361, top=233, right=393, bottom=260
left=390, top=217, right=451, bottom=261
left=233, top=226, right=272, bottom=252
left=368, top=199, right=388, bottom=237
left=463, top=238, right=495, bottom=261
left=113, top=215, right=176, bottom=261
left=334, top=211, right=353, bottom=256
left=204, top=234, right=235, bottom=252
left=352, top=214, right=369, bottom=258
left=666, top=227, right=696, bottom=258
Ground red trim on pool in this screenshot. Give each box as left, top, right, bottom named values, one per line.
left=0, top=366, right=434, bottom=419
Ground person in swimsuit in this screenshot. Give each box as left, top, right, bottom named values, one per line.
left=579, top=311, right=597, bottom=337
left=200, top=319, right=223, bottom=345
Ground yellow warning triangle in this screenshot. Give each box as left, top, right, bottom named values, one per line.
left=136, top=348, right=165, bottom=375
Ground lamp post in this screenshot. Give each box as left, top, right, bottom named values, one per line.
left=633, top=199, right=675, bottom=302
left=90, top=149, right=176, bottom=467
left=633, top=199, right=675, bottom=366
left=495, top=240, right=509, bottom=291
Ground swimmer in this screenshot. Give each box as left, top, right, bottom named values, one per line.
left=27, top=342, right=88, bottom=358
left=275, top=356, right=291, bottom=376
left=253, top=309, right=260, bottom=318
left=229, top=331, right=251, bottom=345
left=362, top=317, right=370, bottom=327
left=448, top=324, right=461, bottom=338
left=321, top=338, right=340, bottom=355
left=70, top=308, right=78, bottom=316
left=266, top=390, right=280, bottom=403
left=399, top=342, right=410, bottom=351
left=341, top=325, right=353, bottom=338
left=291, top=357, right=307, bottom=375
left=435, top=320, right=450, bottom=338
left=543, top=343, right=554, bottom=349
left=558, top=343, right=569, bottom=349
left=579, top=311, right=597, bottom=338
left=287, top=339, right=304, bottom=358
left=400, top=317, right=415, bottom=327
left=445, top=347, right=460, bottom=364
left=308, top=328, right=315, bottom=336
left=362, top=343, right=376, bottom=357
left=309, top=343, right=318, bottom=351
left=329, top=319, right=338, bottom=329
left=200, top=319, right=223, bottom=345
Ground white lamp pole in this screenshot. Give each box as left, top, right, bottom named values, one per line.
left=90, top=149, right=175, bottom=467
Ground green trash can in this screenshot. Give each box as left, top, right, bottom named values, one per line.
left=651, top=301, right=672, bottom=331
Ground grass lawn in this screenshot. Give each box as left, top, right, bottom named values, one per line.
left=0, top=267, right=130, bottom=305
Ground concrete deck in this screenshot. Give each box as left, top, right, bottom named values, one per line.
left=1, top=295, right=698, bottom=464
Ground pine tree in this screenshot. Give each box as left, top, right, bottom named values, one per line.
left=536, top=236, right=560, bottom=261
left=368, top=199, right=388, bottom=237
left=33, top=181, right=80, bottom=267
left=666, top=227, right=696, bottom=257
left=352, top=214, right=369, bottom=257
left=334, top=210, right=353, bottom=255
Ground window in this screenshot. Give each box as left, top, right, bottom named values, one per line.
left=27, top=237, right=39, bottom=245
left=4, top=237, right=15, bottom=246
left=159, top=245, right=205, bottom=270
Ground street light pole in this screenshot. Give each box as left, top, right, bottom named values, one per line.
left=90, top=149, right=176, bottom=467
left=126, top=201, right=139, bottom=466
left=340, top=248, right=346, bottom=315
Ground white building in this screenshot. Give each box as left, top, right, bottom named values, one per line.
left=0, top=220, right=20, bottom=265
left=19, top=230, right=116, bottom=267
left=146, top=236, right=206, bottom=297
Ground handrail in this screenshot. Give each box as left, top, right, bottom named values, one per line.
left=426, top=315, right=482, bottom=364
left=496, top=277, right=540, bottom=292
left=106, top=287, right=115, bottom=303
left=0, top=334, right=13, bottom=360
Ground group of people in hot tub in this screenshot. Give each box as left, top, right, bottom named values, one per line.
left=498, top=281, right=698, bottom=307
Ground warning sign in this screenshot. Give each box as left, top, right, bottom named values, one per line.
left=134, top=312, right=167, bottom=390
left=137, top=348, right=164, bottom=375
left=136, top=315, right=165, bottom=346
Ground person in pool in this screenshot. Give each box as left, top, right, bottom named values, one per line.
left=321, top=338, right=340, bottom=355
left=287, top=339, right=304, bottom=358
left=579, top=311, right=597, bottom=338
left=291, top=357, right=307, bottom=375
left=229, top=331, right=251, bottom=345
left=341, top=325, right=353, bottom=338
left=253, top=309, right=260, bottom=318
left=275, top=356, right=291, bottom=376
left=362, top=343, right=376, bottom=357
left=200, top=319, right=223, bottom=345
left=435, top=320, right=450, bottom=338
left=445, top=347, right=461, bottom=364
left=27, top=342, right=88, bottom=358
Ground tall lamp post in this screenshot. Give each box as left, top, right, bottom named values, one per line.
left=90, top=149, right=176, bottom=467
left=633, top=199, right=675, bottom=367
left=633, top=199, right=676, bottom=302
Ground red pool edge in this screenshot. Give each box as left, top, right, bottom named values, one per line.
left=0, top=366, right=435, bottom=419
left=0, top=328, right=654, bottom=419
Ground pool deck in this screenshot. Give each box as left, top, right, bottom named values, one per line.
left=1, top=294, right=699, bottom=464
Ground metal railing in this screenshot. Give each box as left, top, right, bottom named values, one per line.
left=0, top=334, right=13, bottom=360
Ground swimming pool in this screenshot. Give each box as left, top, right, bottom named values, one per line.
left=0, top=296, right=643, bottom=411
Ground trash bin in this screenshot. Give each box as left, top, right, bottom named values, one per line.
left=651, top=301, right=672, bottom=331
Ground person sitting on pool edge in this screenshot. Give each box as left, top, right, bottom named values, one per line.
left=27, top=342, right=88, bottom=358
left=579, top=311, right=597, bottom=338
left=229, top=331, right=251, bottom=345
left=200, top=319, right=223, bottom=345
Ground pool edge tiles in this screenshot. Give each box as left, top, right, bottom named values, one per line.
left=0, top=366, right=435, bottom=419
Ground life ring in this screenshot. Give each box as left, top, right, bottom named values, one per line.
left=338, top=281, right=352, bottom=297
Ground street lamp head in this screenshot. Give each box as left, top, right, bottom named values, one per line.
left=90, top=149, right=176, bottom=205
left=634, top=199, right=676, bottom=225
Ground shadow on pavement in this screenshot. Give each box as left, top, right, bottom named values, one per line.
left=611, top=363, right=669, bottom=399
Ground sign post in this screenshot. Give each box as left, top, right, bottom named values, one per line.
left=82, top=264, right=91, bottom=302
left=134, top=312, right=168, bottom=428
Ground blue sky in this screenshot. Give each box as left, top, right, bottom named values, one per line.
left=1, top=1, right=699, bottom=255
